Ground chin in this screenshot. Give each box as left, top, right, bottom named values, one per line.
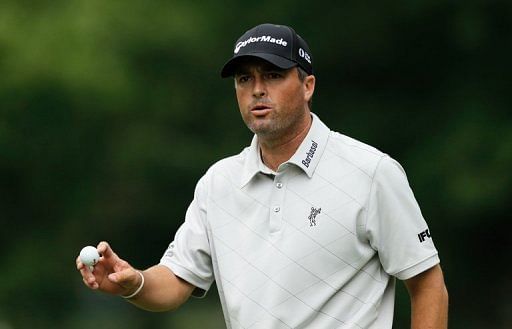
left=244, top=115, right=283, bottom=137
left=251, top=125, right=282, bottom=139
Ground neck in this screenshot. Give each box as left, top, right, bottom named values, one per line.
left=259, top=115, right=312, bottom=171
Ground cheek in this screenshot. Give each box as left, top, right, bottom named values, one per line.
left=276, top=85, right=303, bottom=109
left=235, top=90, right=245, bottom=111
left=236, top=88, right=250, bottom=105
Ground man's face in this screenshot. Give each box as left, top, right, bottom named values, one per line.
left=234, top=59, right=315, bottom=141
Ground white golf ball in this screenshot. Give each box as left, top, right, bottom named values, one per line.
left=80, top=246, right=100, bottom=267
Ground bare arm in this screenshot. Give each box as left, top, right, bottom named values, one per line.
left=76, top=241, right=195, bottom=312
left=123, top=265, right=195, bottom=311
left=404, top=264, right=449, bottom=329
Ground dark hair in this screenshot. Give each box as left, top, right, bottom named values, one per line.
left=297, top=67, right=313, bottom=110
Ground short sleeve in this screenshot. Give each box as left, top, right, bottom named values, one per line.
left=365, top=156, right=440, bottom=280
left=160, top=175, right=214, bottom=297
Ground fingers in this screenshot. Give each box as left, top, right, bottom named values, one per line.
left=76, top=241, right=134, bottom=295
left=76, top=255, right=99, bottom=289
left=82, top=277, right=99, bottom=289
left=97, top=241, right=111, bottom=258
left=97, top=241, right=122, bottom=265
left=96, top=241, right=131, bottom=273
left=76, top=242, right=108, bottom=290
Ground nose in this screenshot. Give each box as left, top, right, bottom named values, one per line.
left=252, top=76, right=267, bottom=98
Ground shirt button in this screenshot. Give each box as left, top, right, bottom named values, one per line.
left=273, top=206, right=280, bottom=212
left=276, top=182, right=283, bottom=189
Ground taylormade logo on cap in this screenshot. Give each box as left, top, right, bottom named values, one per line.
left=234, top=35, right=288, bottom=54
left=220, top=23, right=314, bottom=78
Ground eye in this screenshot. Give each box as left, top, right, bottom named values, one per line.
left=236, top=75, right=250, bottom=84
left=266, top=72, right=282, bottom=79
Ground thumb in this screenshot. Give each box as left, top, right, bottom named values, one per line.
left=108, top=268, right=139, bottom=287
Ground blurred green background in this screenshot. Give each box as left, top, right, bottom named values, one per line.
left=1, top=1, right=511, bottom=328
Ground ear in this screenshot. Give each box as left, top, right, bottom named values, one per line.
left=303, top=75, right=316, bottom=104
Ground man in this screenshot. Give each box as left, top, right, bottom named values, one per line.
left=77, top=23, right=448, bottom=328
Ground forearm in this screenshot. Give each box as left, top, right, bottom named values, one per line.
left=410, top=284, right=448, bottom=328
left=406, top=265, right=449, bottom=329
left=126, top=265, right=195, bottom=312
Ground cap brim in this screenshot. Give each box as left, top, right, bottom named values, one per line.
left=220, top=53, right=297, bottom=78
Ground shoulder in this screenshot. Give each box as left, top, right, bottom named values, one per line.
left=328, top=131, right=384, bottom=157
left=208, top=146, right=249, bottom=173
left=324, top=131, right=388, bottom=175
left=198, top=146, right=250, bottom=186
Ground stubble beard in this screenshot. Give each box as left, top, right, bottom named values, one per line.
left=243, top=107, right=308, bottom=143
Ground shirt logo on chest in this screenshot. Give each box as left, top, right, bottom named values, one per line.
left=308, top=207, right=322, bottom=226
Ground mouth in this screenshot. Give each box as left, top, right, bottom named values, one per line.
left=250, top=104, right=272, bottom=116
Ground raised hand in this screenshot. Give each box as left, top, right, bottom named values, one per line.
left=76, top=241, right=142, bottom=297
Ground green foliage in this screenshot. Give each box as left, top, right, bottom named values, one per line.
left=0, top=1, right=510, bottom=328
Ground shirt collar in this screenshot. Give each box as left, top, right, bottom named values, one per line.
left=240, top=112, right=331, bottom=187
left=287, top=112, right=330, bottom=178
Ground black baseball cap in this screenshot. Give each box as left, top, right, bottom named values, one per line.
left=221, top=23, right=313, bottom=78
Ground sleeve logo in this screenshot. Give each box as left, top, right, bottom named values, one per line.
left=418, top=229, right=431, bottom=242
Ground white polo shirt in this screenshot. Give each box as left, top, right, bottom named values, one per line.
left=160, top=113, right=439, bottom=329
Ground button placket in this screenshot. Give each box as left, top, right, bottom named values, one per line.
left=269, top=174, right=286, bottom=234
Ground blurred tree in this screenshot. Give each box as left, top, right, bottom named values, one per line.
left=0, top=0, right=510, bottom=328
